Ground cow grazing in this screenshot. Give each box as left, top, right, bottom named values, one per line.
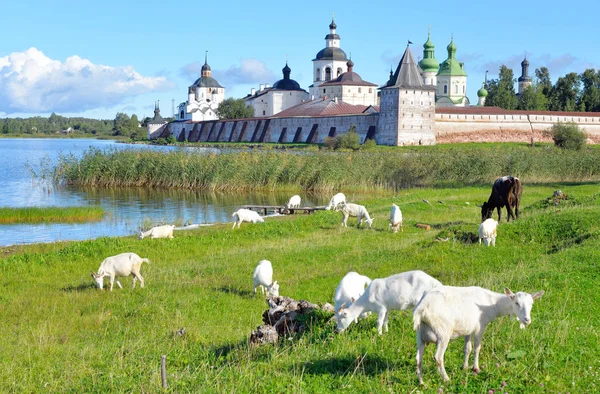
left=481, top=176, right=522, bottom=222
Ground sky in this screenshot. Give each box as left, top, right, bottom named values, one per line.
left=0, top=0, right=598, bottom=120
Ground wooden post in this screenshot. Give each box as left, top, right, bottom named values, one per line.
left=161, top=355, right=167, bottom=389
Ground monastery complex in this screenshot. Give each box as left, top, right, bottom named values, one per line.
left=149, top=19, right=600, bottom=145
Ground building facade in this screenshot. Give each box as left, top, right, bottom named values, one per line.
left=176, top=54, right=225, bottom=122
left=318, top=59, right=378, bottom=106
left=309, top=18, right=349, bottom=98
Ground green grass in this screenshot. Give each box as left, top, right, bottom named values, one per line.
left=1, top=183, right=599, bottom=392
left=0, top=206, right=105, bottom=224
left=52, top=144, right=600, bottom=192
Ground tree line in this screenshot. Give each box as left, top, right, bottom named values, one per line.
left=0, top=112, right=170, bottom=139
left=485, top=66, right=600, bottom=112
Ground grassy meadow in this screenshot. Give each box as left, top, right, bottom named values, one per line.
left=1, top=183, right=599, bottom=392
left=0, top=206, right=104, bottom=224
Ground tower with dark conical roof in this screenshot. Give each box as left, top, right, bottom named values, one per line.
left=518, top=56, right=532, bottom=95
left=377, top=44, right=436, bottom=146
left=310, top=16, right=349, bottom=98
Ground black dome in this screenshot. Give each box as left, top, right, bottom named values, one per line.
left=314, top=47, right=348, bottom=61
left=272, top=78, right=302, bottom=90
left=201, top=63, right=211, bottom=72
left=329, top=20, right=337, bottom=29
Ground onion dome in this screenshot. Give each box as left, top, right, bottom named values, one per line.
left=272, top=62, right=303, bottom=91
left=347, top=58, right=354, bottom=69
left=521, top=58, right=530, bottom=67
left=419, top=32, right=439, bottom=74
left=477, top=85, right=488, bottom=97
left=329, top=19, right=337, bottom=29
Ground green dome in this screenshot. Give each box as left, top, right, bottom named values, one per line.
left=423, top=36, right=434, bottom=50
left=477, top=86, right=488, bottom=97
left=419, top=57, right=439, bottom=73
left=437, top=39, right=467, bottom=77
left=447, top=40, right=456, bottom=53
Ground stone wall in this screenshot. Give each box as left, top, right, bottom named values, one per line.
left=163, top=114, right=379, bottom=144
left=435, top=112, right=600, bottom=143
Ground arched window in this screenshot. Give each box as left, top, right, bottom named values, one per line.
left=454, top=85, right=458, bottom=94
left=180, top=110, right=184, bottom=119
left=463, top=85, right=465, bottom=94
left=316, top=68, right=321, bottom=81
left=443, top=85, right=448, bottom=94
left=325, top=67, right=331, bottom=81
left=337, top=67, right=343, bottom=77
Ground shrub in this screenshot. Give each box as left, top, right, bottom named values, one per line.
left=338, top=129, right=360, bottom=150
left=363, top=138, right=377, bottom=150
left=324, top=136, right=337, bottom=150
left=549, top=122, right=587, bottom=150
left=166, top=135, right=176, bottom=144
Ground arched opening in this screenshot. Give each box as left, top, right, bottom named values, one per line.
left=325, top=67, right=331, bottom=81
left=443, top=85, right=448, bottom=94
left=337, top=67, right=343, bottom=77
left=454, top=85, right=458, bottom=94
left=180, top=110, right=185, bottom=119
left=316, top=68, right=321, bottom=81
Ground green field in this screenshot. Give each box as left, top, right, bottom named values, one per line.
left=0, top=206, right=105, bottom=224
left=1, top=183, right=599, bottom=392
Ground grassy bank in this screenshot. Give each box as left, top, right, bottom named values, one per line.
left=52, top=144, right=600, bottom=192
left=1, top=184, right=599, bottom=392
left=0, top=206, right=105, bottom=224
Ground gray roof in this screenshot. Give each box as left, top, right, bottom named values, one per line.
left=313, top=47, right=348, bottom=61
left=385, top=46, right=432, bottom=89
left=191, top=76, right=224, bottom=89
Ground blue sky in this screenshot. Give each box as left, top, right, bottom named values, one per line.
left=0, top=0, right=597, bottom=120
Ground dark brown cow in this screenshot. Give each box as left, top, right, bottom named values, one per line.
left=481, top=176, right=522, bottom=222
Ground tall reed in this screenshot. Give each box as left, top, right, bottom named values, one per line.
left=51, top=145, right=600, bottom=192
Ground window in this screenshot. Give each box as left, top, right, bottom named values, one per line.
left=325, top=67, right=331, bottom=81
left=323, top=89, right=326, bottom=93
left=316, top=68, right=321, bottom=81
left=454, top=85, right=458, bottom=94
left=337, top=67, right=343, bottom=77
left=444, top=85, right=448, bottom=94
left=369, top=88, right=372, bottom=93
left=263, top=110, right=266, bottom=115
left=358, top=88, right=362, bottom=93
left=463, top=85, right=465, bottom=94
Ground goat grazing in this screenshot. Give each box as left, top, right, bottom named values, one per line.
left=388, top=203, right=403, bottom=233
left=90, top=252, right=150, bottom=291
left=481, top=176, right=523, bottom=222
left=325, top=192, right=346, bottom=211
left=286, top=195, right=301, bottom=209
left=138, top=224, right=175, bottom=240
left=340, top=203, right=374, bottom=229
left=336, top=270, right=442, bottom=335
left=253, top=260, right=279, bottom=297
left=413, top=286, right=544, bottom=384
left=232, top=208, right=264, bottom=229
left=334, top=272, right=372, bottom=322
left=478, top=218, right=498, bottom=246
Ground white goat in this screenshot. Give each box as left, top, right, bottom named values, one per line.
left=388, top=203, right=403, bottom=233
left=478, top=218, right=497, bottom=246
left=413, top=286, right=544, bottom=384
left=253, top=260, right=279, bottom=297
left=334, top=272, right=372, bottom=322
left=138, top=224, right=175, bottom=240
left=340, top=202, right=374, bottom=229
left=90, top=252, right=150, bottom=291
left=325, top=192, right=346, bottom=211
left=286, top=195, right=301, bottom=209
left=336, top=270, right=442, bottom=335
left=232, top=208, right=265, bottom=229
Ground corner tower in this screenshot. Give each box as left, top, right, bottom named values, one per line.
left=377, top=43, right=436, bottom=146
left=309, top=17, right=349, bottom=98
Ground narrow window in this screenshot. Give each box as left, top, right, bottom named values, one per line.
left=337, top=67, right=343, bottom=77
left=316, top=68, right=321, bottom=81
left=444, top=85, right=448, bottom=94
left=454, top=85, right=458, bottom=94
left=325, top=67, right=331, bottom=81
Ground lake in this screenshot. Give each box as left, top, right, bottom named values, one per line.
left=0, top=138, right=336, bottom=246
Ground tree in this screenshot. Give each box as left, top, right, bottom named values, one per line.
left=548, top=122, right=587, bottom=150
left=216, top=98, right=254, bottom=120
left=578, top=69, right=600, bottom=113
left=535, top=67, right=552, bottom=99
left=113, top=112, right=131, bottom=136
left=517, top=85, right=548, bottom=110
left=485, top=65, right=518, bottom=110
left=549, top=72, right=580, bottom=111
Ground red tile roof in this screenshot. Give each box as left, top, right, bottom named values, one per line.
left=436, top=106, right=600, bottom=117
left=272, top=98, right=376, bottom=118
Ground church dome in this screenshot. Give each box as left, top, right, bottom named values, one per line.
left=314, top=47, right=348, bottom=61
left=282, top=63, right=291, bottom=74
left=447, top=40, right=456, bottom=53
left=201, top=62, right=211, bottom=72
left=477, top=85, right=488, bottom=97
left=424, top=36, right=435, bottom=50
left=419, top=57, right=439, bottom=73
left=272, top=62, right=303, bottom=91
left=329, top=19, right=336, bottom=29
left=347, top=59, right=354, bottom=68
left=521, top=58, right=530, bottom=67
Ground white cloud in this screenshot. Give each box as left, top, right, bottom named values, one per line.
left=181, top=58, right=276, bottom=87
left=0, top=47, right=173, bottom=114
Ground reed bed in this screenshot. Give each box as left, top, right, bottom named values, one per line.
left=0, top=206, right=105, bottom=224
left=52, top=145, right=600, bottom=192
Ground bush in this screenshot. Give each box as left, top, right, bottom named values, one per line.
left=363, top=138, right=377, bottom=150
left=337, top=129, right=360, bottom=150
left=323, top=136, right=337, bottom=150
left=549, top=122, right=587, bottom=150
left=166, top=135, right=176, bottom=144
